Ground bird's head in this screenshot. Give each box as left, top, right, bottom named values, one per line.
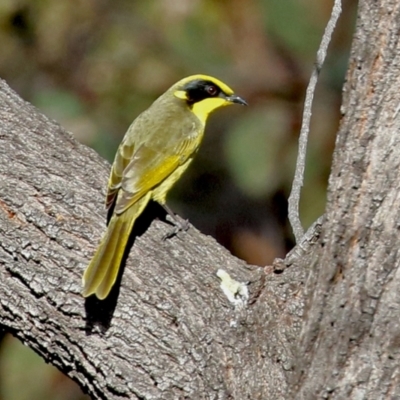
left=171, top=74, right=247, bottom=123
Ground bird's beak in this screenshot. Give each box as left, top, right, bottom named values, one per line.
left=226, top=94, right=248, bottom=106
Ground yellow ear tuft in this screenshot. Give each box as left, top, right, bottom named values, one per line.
left=174, top=90, right=187, bottom=100
left=191, top=97, right=231, bottom=124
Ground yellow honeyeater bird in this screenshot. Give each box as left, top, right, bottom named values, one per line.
left=82, top=74, right=247, bottom=299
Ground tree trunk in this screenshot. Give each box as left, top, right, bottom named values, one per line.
left=293, top=1, right=400, bottom=398
left=0, top=1, right=399, bottom=399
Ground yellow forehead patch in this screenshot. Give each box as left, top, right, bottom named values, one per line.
left=174, top=74, right=234, bottom=96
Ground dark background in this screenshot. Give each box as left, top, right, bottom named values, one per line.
left=0, top=1, right=356, bottom=399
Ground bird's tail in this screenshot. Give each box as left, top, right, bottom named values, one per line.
left=82, top=194, right=151, bottom=299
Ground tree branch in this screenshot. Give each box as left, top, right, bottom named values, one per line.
left=0, top=79, right=306, bottom=399
left=288, top=0, right=342, bottom=243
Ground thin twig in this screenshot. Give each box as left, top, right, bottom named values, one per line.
left=288, top=0, right=342, bottom=243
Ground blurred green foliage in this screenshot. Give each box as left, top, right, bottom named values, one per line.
left=0, top=334, right=89, bottom=400
left=0, top=0, right=356, bottom=398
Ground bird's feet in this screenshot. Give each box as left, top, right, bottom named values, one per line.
left=162, top=217, right=190, bottom=240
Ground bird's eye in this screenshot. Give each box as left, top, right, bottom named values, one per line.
left=206, top=85, right=218, bottom=96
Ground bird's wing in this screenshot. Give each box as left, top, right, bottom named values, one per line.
left=114, top=134, right=200, bottom=215
left=105, top=140, right=135, bottom=210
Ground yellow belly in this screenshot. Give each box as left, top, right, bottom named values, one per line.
left=151, top=159, right=193, bottom=204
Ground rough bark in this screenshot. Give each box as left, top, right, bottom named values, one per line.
left=294, top=1, right=400, bottom=398
left=1, top=1, right=400, bottom=399
left=0, top=79, right=307, bottom=398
